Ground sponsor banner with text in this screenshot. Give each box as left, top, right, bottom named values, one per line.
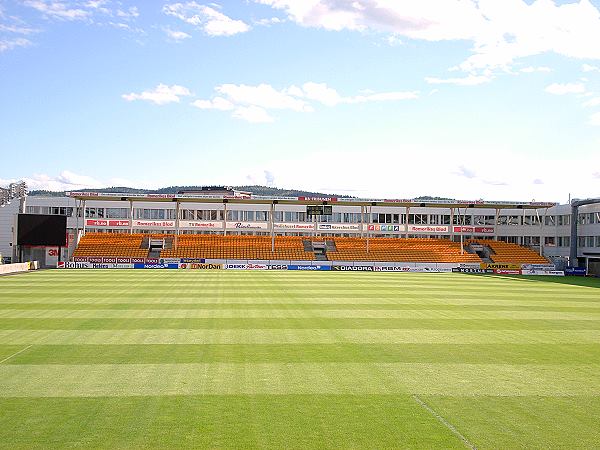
left=481, top=263, right=522, bottom=270
left=179, top=221, right=223, bottom=230
left=522, top=269, right=565, bottom=276
left=179, top=263, right=223, bottom=270
left=374, top=266, right=411, bottom=272
left=565, top=267, right=587, bottom=276
left=453, top=226, right=495, bottom=234
left=133, top=263, right=179, bottom=269
left=86, top=219, right=130, bottom=227
left=58, top=262, right=135, bottom=269
left=268, top=264, right=288, bottom=270
left=521, top=264, right=556, bottom=271
left=494, top=269, right=522, bottom=275
left=287, top=265, right=331, bottom=271
left=332, top=265, right=374, bottom=271
left=133, top=220, right=175, bottom=228
left=407, top=225, right=449, bottom=233
left=226, top=222, right=268, bottom=231
left=452, top=268, right=494, bottom=274
left=225, top=263, right=248, bottom=270
left=274, top=223, right=315, bottom=231
left=318, top=223, right=361, bottom=232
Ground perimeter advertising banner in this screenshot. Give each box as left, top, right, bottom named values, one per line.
left=58, top=262, right=135, bottom=269
left=452, top=268, right=494, bottom=274
left=481, top=263, right=522, bottom=270
left=287, top=265, right=331, bottom=271
left=179, top=263, right=223, bottom=270
left=332, top=265, right=374, bottom=271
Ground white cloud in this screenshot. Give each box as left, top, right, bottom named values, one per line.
left=191, top=97, right=235, bottom=110
left=256, top=0, right=600, bottom=73
left=233, top=146, right=600, bottom=201
left=232, top=106, right=275, bottom=123
left=582, top=64, right=600, bottom=72
left=0, top=23, right=39, bottom=35
left=425, top=74, right=492, bottom=86
left=116, top=7, right=139, bottom=19
left=24, top=0, right=90, bottom=21
left=164, top=27, right=191, bottom=42
left=298, top=82, right=342, bottom=106
left=589, top=112, right=600, bottom=126
left=583, top=97, right=600, bottom=108
left=544, top=82, right=586, bottom=95
left=254, top=17, right=283, bottom=26
left=520, top=66, right=552, bottom=73
left=163, top=2, right=250, bottom=36
left=216, top=83, right=311, bottom=111
left=122, top=84, right=192, bottom=105
left=0, top=37, right=31, bottom=52
left=192, top=82, right=418, bottom=122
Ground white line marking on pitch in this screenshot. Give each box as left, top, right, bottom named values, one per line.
left=0, top=345, right=33, bottom=364
left=412, top=394, right=478, bottom=450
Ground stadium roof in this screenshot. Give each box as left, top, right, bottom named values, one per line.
left=66, top=191, right=557, bottom=209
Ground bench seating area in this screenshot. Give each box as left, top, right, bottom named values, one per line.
left=161, top=235, right=315, bottom=261
left=470, top=239, right=549, bottom=264
left=73, top=233, right=548, bottom=265
left=325, top=237, right=482, bottom=263
left=73, top=233, right=149, bottom=258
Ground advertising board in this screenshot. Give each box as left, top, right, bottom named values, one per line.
left=274, top=223, right=315, bottom=231
left=481, top=263, right=522, bottom=270
left=179, top=263, right=223, bottom=270
left=287, top=265, right=331, bottom=271
left=452, top=268, right=494, bottom=274
left=453, top=226, right=494, bottom=234
left=318, top=223, right=361, bottom=231
left=407, top=225, right=449, bottom=233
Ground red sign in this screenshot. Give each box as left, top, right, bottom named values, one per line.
left=88, top=257, right=103, bottom=263
left=298, top=196, right=338, bottom=202
left=453, top=226, right=494, bottom=234
left=146, top=258, right=159, bottom=264
left=494, top=269, right=522, bottom=275
left=102, top=257, right=117, bottom=263
left=73, top=257, right=88, bottom=262
left=47, top=249, right=59, bottom=256
left=117, top=257, right=131, bottom=263
left=86, top=219, right=130, bottom=227
left=131, top=258, right=145, bottom=263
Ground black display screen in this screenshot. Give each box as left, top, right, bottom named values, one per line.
left=17, top=214, right=67, bottom=246
left=307, top=205, right=333, bottom=216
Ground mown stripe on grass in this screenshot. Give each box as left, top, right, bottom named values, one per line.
left=2, top=329, right=600, bottom=345
left=0, top=394, right=466, bottom=450
left=2, top=317, right=600, bottom=330
left=1, top=362, right=599, bottom=397
left=1, top=302, right=600, bottom=312
left=2, top=309, right=600, bottom=320
left=4, top=343, right=600, bottom=365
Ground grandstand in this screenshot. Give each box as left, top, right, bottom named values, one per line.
left=72, top=232, right=548, bottom=266
left=3, top=185, right=599, bottom=271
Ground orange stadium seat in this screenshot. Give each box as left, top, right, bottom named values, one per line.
left=468, top=239, right=549, bottom=265
left=73, top=233, right=546, bottom=265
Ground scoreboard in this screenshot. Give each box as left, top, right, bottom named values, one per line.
left=306, top=205, right=333, bottom=216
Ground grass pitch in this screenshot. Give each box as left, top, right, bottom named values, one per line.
left=0, top=270, right=599, bottom=449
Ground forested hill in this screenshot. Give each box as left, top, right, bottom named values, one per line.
left=28, top=185, right=350, bottom=198
left=28, top=185, right=454, bottom=201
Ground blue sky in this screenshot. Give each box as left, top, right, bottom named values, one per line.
left=1, top=0, right=600, bottom=201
